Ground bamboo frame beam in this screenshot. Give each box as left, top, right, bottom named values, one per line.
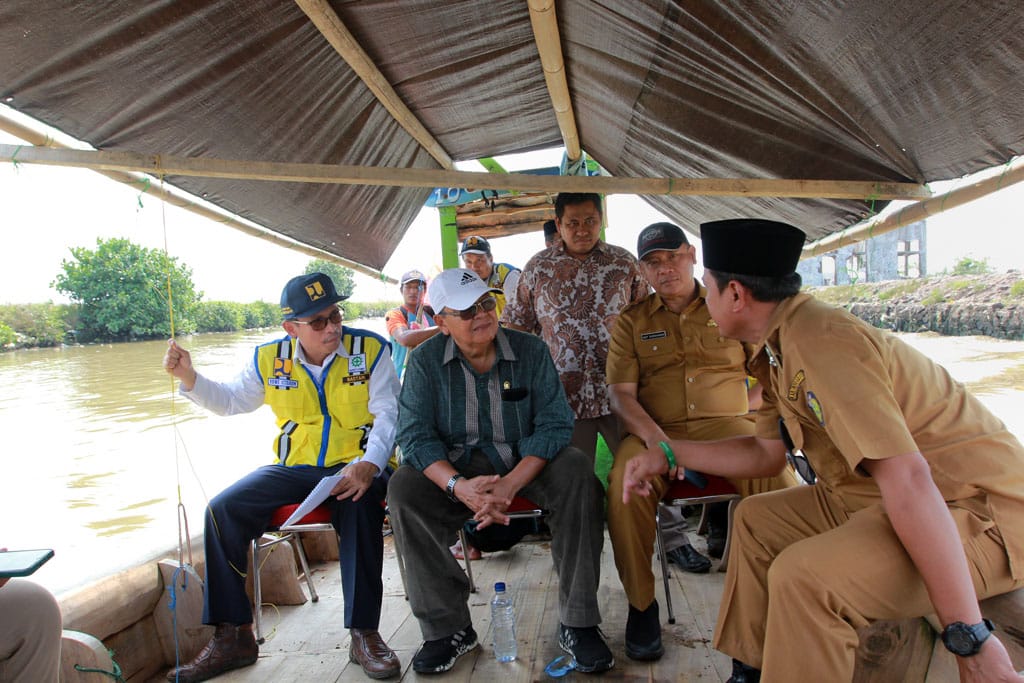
left=0, top=145, right=931, bottom=201
left=803, top=158, right=1024, bottom=257
left=295, top=0, right=453, bottom=170
left=0, top=128, right=394, bottom=283
left=528, top=0, right=582, bottom=162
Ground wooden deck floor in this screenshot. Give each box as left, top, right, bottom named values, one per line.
left=176, top=531, right=732, bottom=682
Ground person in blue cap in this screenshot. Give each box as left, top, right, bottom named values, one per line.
left=162, top=272, right=402, bottom=681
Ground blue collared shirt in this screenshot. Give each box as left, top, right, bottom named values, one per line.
left=397, top=328, right=574, bottom=474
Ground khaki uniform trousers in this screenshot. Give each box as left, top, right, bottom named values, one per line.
left=714, top=483, right=1023, bottom=682
left=607, top=419, right=797, bottom=610
left=0, top=579, right=62, bottom=682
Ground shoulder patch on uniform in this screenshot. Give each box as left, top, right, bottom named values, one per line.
left=806, top=391, right=825, bottom=426
left=640, top=330, right=668, bottom=341
left=787, top=369, right=805, bottom=401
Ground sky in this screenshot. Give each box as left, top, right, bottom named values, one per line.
left=1, top=126, right=1022, bottom=306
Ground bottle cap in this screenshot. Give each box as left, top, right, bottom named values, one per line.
left=495, top=582, right=506, bottom=592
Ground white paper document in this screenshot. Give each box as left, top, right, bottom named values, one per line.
left=280, top=474, right=345, bottom=528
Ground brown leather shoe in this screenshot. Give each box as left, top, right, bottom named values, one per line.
left=350, top=628, right=401, bottom=679
left=166, top=623, right=258, bottom=682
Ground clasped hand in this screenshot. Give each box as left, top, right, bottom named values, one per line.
left=455, top=475, right=515, bottom=530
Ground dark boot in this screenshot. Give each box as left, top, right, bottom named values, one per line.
left=625, top=600, right=664, bottom=661
left=726, top=658, right=761, bottom=683
left=166, top=623, right=258, bottom=682
left=666, top=543, right=711, bottom=573
left=706, top=502, right=729, bottom=559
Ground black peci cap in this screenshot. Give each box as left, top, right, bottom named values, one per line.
left=700, top=219, right=805, bottom=276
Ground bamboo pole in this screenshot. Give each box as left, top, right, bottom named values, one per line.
left=0, top=127, right=394, bottom=283
left=528, top=0, right=582, bottom=162
left=295, top=0, right=453, bottom=170
left=0, top=144, right=931, bottom=201
left=803, top=158, right=1024, bottom=257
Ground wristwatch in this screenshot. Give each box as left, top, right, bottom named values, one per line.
left=445, top=474, right=464, bottom=503
left=940, top=618, right=994, bottom=656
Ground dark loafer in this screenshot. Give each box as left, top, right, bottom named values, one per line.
left=350, top=629, right=401, bottom=679
left=666, top=543, right=712, bottom=573
left=727, top=658, right=762, bottom=682
left=166, top=623, right=258, bottom=683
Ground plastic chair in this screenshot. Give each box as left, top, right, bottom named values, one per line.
left=458, top=495, right=546, bottom=594
left=251, top=503, right=336, bottom=644
left=655, top=475, right=740, bottom=624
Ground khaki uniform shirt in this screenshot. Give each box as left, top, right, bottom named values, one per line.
left=750, top=293, right=1024, bottom=579
left=606, top=287, right=750, bottom=435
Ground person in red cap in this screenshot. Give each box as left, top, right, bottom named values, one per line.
left=162, top=272, right=402, bottom=681
left=385, top=269, right=439, bottom=380
left=624, top=219, right=1024, bottom=683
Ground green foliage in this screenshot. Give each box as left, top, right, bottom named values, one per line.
left=305, top=259, right=355, bottom=297
left=951, top=256, right=991, bottom=275
left=194, top=301, right=246, bottom=332
left=344, top=300, right=401, bottom=320
left=922, top=289, right=946, bottom=305
left=1010, top=281, right=1024, bottom=299
left=0, top=303, right=73, bottom=347
left=0, top=321, right=15, bottom=347
left=243, top=301, right=279, bottom=328
left=878, top=280, right=923, bottom=301
left=53, top=238, right=201, bottom=342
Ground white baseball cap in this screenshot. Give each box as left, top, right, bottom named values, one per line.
left=427, top=268, right=502, bottom=313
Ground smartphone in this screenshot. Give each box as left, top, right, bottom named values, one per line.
left=0, top=549, right=55, bottom=578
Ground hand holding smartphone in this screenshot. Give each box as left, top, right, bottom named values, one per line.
left=0, top=549, right=55, bottom=578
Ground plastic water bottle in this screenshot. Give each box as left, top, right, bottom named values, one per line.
left=490, top=581, right=517, bottom=662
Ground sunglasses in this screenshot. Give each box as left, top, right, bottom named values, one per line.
left=292, top=309, right=342, bottom=331
left=778, top=418, right=817, bottom=484
left=441, top=296, right=497, bottom=321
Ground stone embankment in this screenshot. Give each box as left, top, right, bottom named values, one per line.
left=808, top=271, right=1024, bottom=340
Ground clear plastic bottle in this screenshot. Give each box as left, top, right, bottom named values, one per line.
left=490, top=581, right=517, bottom=662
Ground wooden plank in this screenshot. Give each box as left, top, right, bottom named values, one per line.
left=60, top=630, right=116, bottom=683
left=853, top=618, right=933, bottom=683
left=60, top=562, right=164, bottom=642
left=105, top=616, right=163, bottom=682
left=0, top=144, right=931, bottom=200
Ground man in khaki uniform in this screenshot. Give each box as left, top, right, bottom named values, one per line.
left=623, top=218, right=1024, bottom=683
left=606, top=222, right=796, bottom=661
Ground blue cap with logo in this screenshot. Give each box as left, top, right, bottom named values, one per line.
left=280, top=272, right=348, bottom=320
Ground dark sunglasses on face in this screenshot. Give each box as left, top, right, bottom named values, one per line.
left=443, top=296, right=497, bottom=321
left=778, top=417, right=817, bottom=484
left=292, top=309, right=342, bottom=331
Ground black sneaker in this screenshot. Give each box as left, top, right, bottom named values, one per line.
left=558, top=624, right=614, bottom=673
left=666, top=543, right=712, bottom=573
left=412, top=625, right=479, bottom=674
left=624, top=601, right=664, bottom=661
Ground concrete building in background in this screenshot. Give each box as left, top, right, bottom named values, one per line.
left=798, top=221, right=927, bottom=286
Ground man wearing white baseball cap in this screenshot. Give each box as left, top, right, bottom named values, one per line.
left=388, top=268, right=613, bottom=675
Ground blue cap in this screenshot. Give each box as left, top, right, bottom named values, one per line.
left=495, top=582, right=506, bottom=592
left=280, top=272, right=348, bottom=320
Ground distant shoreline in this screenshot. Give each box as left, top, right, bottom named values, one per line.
left=810, top=271, right=1024, bottom=340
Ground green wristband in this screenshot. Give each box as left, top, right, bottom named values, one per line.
left=658, top=441, right=677, bottom=470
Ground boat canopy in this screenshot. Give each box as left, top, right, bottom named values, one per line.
left=1, top=1, right=1022, bottom=274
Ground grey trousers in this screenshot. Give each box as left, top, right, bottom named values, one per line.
left=388, top=447, right=606, bottom=641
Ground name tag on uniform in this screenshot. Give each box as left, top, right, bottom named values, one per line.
left=343, top=373, right=370, bottom=384
left=641, top=330, right=667, bottom=341
left=269, top=377, right=299, bottom=389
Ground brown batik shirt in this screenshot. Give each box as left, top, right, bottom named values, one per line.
left=501, top=240, right=647, bottom=419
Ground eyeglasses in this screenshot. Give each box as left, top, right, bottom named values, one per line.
left=292, top=309, right=342, bottom=331
left=561, top=216, right=601, bottom=231
left=778, top=417, right=817, bottom=484
left=442, top=296, right=497, bottom=320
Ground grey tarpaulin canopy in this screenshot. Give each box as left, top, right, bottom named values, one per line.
left=1, top=0, right=1022, bottom=274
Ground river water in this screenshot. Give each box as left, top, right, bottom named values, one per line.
left=1, top=325, right=1023, bottom=597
